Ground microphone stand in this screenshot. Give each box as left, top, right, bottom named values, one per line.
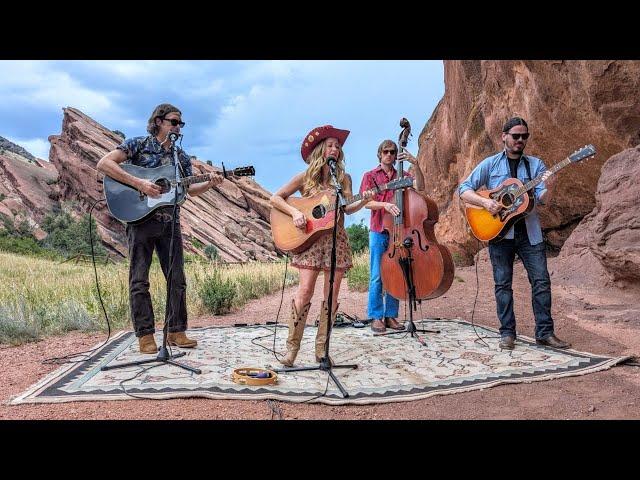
left=273, top=159, right=357, bottom=399
left=102, top=132, right=201, bottom=375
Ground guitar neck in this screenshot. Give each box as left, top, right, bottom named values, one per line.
left=514, top=157, right=571, bottom=198
left=325, top=179, right=394, bottom=212
left=180, top=173, right=213, bottom=188
left=179, top=169, right=241, bottom=188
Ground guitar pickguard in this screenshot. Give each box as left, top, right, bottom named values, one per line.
left=492, top=183, right=526, bottom=221
left=147, top=185, right=185, bottom=208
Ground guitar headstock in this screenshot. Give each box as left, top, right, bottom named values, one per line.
left=224, top=165, right=255, bottom=178
left=569, top=145, right=596, bottom=163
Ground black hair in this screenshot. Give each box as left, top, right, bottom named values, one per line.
left=502, top=117, right=528, bottom=133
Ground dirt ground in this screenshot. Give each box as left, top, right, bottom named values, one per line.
left=1, top=252, right=639, bottom=420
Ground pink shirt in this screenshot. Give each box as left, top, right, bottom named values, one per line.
left=359, top=164, right=412, bottom=233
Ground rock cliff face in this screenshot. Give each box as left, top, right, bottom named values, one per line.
left=2, top=107, right=278, bottom=262
left=417, top=60, right=640, bottom=264
left=0, top=137, right=57, bottom=240
left=554, top=145, right=640, bottom=290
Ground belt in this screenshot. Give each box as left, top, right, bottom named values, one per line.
left=154, top=212, right=175, bottom=222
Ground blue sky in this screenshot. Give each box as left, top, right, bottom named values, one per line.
left=0, top=60, right=444, bottom=226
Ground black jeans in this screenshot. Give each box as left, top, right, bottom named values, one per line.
left=488, top=229, right=554, bottom=340
left=126, top=209, right=187, bottom=338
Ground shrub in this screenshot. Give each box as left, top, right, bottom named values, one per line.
left=199, top=271, right=235, bottom=315
left=204, top=244, right=219, bottom=261
left=41, top=211, right=107, bottom=257
left=346, top=220, right=369, bottom=254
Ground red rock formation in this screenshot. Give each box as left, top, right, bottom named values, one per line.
left=418, top=60, right=640, bottom=264
left=0, top=150, right=59, bottom=240
left=555, top=146, right=640, bottom=290
left=42, top=107, right=279, bottom=262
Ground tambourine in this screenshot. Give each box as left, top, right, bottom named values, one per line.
left=232, top=367, right=278, bottom=386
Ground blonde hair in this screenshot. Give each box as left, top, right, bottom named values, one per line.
left=302, top=139, right=347, bottom=196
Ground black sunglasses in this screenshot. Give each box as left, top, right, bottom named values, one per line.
left=508, top=132, right=529, bottom=140
left=162, top=118, right=185, bottom=127
left=382, top=149, right=397, bottom=155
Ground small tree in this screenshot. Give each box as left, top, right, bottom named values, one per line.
left=346, top=220, right=369, bottom=254
left=41, top=211, right=106, bottom=257
left=204, top=244, right=220, bottom=261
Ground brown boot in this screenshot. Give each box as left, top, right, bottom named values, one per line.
left=279, top=300, right=311, bottom=367
left=315, top=301, right=339, bottom=363
left=167, top=331, right=198, bottom=348
left=138, top=334, right=158, bottom=354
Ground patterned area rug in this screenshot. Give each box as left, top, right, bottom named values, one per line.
left=11, top=318, right=629, bottom=405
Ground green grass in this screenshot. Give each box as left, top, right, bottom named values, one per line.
left=346, top=249, right=370, bottom=292
left=0, top=250, right=298, bottom=345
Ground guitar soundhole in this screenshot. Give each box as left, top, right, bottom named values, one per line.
left=501, top=193, right=514, bottom=207
left=312, top=205, right=326, bottom=219
left=155, top=178, right=171, bottom=194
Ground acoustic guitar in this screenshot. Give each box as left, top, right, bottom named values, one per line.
left=270, top=176, right=414, bottom=253
left=104, top=163, right=255, bottom=223
left=464, top=145, right=595, bottom=241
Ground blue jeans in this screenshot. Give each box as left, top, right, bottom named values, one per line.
left=368, top=231, right=399, bottom=319
left=488, top=230, right=554, bottom=340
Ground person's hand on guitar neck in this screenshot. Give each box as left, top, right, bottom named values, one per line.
left=539, top=170, right=555, bottom=204
left=206, top=173, right=224, bottom=189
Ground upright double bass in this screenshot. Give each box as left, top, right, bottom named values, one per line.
left=380, top=118, right=455, bottom=300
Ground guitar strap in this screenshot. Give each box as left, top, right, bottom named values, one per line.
left=522, top=155, right=532, bottom=181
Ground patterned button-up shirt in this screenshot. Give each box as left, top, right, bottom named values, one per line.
left=116, top=135, right=193, bottom=178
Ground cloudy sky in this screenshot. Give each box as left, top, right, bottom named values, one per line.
left=0, top=60, right=444, bottom=226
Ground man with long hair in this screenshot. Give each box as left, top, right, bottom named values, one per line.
left=97, top=103, right=223, bottom=354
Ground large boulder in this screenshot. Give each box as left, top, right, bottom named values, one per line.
left=555, top=146, right=640, bottom=290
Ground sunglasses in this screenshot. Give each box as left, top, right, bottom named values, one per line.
left=508, top=132, right=529, bottom=140
left=163, top=118, right=186, bottom=127
left=382, top=149, right=397, bottom=155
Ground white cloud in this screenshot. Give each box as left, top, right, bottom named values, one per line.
left=0, top=60, right=445, bottom=201
left=0, top=61, right=118, bottom=120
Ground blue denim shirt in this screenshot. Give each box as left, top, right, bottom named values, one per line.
left=116, top=135, right=193, bottom=178
left=458, top=150, right=548, bottom=244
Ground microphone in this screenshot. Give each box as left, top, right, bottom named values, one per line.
left=326, top=155, right=337, bottom=172
left=168, top=132, right=180, bottom=143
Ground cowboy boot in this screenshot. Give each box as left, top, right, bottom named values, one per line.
left=279, top=299, right=311, bottom=367
left=315, top=301, right=339, bottom=363
left=138, top=333, right=158, bottom=354
left=167, top=331, right=198, bottom=348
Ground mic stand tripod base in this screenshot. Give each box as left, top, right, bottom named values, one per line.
left=375, top=320, right=440, bottom=346
left=101, top=344, right=202, bottom=375
left=274, top=358, right=357, bottom=399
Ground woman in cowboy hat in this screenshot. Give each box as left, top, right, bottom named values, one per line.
left=270, top=125, right=373, bottom=367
